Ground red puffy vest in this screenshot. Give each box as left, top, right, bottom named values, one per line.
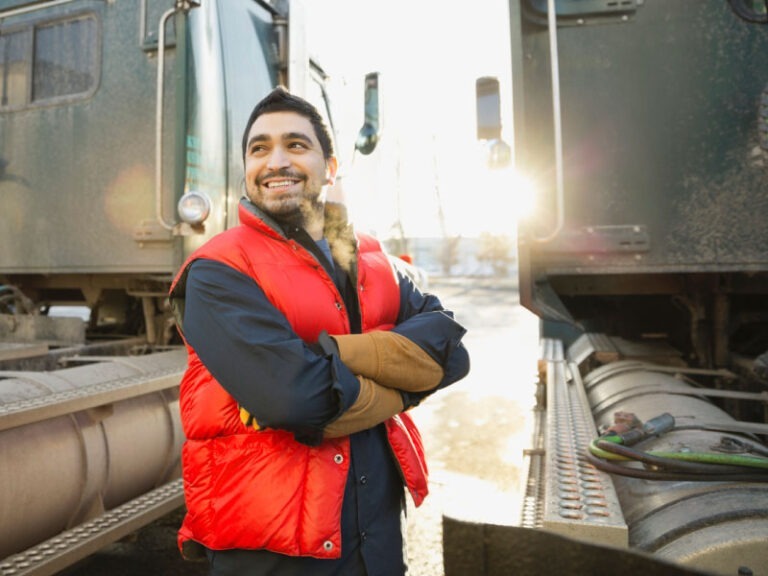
left=169, top=204, right=428, bottom=559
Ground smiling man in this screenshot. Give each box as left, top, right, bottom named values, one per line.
left=244, top=109, right=336, bottom=236
left=168, top=87, right=470, bottom=576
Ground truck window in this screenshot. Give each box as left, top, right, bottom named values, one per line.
left=0, top=30, right=27, bottom=108
left=33, top=16, right=97, bottom=102
left=0, top=14, right=98, bottom=110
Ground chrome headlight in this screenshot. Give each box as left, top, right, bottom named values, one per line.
left=177, top=191, right=211, bottom=225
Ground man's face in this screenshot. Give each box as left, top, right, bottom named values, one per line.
left=243, top=111, right=337, bottom=223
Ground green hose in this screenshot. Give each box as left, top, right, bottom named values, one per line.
left=589, top=437, right=768, bottom=470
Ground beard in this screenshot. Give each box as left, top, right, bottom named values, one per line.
left=246, top=169, right=326, bottom=231
left=269, top=196, right=324, bottom=231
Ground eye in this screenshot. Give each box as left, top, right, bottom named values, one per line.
left=288, top=141, right=308, bottom=150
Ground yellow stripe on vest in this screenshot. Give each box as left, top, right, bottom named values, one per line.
left=239, top=406, right=261, bottom=431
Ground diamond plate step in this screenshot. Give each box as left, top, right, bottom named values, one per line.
left=0, top=479, right=184, bottom=576
left=0, top=365, right=184, bottom=432
left=540, top=338, right=627, bottom=546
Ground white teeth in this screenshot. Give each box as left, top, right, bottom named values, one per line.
left=266, top=180, right=296, bottom=188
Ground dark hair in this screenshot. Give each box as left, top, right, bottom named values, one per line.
left=241, top=86, right=335, bottom=160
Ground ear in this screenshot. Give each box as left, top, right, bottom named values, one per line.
left=325, top=156, right=339, bottom=185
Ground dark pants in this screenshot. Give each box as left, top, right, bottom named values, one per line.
left=205, top=547, right=366, bottom=576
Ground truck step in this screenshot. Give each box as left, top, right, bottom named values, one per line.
left=538, top=338, right=627, bottom=546
left=0, top=479, right=184, bottom=576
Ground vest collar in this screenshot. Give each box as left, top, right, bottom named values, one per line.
left=238, top=197, right=286, bottom=239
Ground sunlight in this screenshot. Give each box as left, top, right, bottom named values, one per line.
left=307, top=0, right=514, bottom=240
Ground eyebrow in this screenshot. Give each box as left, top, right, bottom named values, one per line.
left=246, top=131, right=315, bottom=150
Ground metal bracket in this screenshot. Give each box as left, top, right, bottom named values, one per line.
left=545, top=225, right=650, bottom=254
left=524, top=0, right=640, bottom=26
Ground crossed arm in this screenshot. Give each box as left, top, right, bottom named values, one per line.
left=182, top=259, right=469, bottom=443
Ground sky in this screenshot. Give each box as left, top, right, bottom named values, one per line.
left=305, top=0, right=519, bottom=239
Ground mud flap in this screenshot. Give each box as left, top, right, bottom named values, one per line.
left=442, top=517, right=716, bottom=576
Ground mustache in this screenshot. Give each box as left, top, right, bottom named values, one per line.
left=257, top=168, right=305, bottom=185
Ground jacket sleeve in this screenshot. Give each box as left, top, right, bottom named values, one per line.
left=181, top=259, right=361, bottom=442
left=326, top=262, right=469, bottom=398
left=317, top=263, right=470, bottom=436
left=331, top=331, right=444, bottom=392
left=391, top=265, right=471, bottom=407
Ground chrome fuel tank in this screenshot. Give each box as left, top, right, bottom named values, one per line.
left=582, top=357, right=768, bottom=575
left=0, top=349, right=186, bottom=559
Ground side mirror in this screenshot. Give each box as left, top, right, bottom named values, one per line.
left=476, top=76, right=502, bottom=140
left=476, top=76, right=511, bottom=168
left=487, top=139, right=512, bottom=168
left=355, top=72, right=380, bottom=155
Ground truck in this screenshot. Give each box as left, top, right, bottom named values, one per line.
left=444, top=1, right=768, bottom=575
left=0, top=1, right=365, bottom=574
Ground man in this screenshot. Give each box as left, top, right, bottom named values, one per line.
left=168, top=87, right=470, bottom=575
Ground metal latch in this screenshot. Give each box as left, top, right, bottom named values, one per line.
left=524, top=0, right=640, bottom=26
left=545, top=225, right=650, bottom=254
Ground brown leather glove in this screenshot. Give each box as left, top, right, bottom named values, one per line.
left=323, top=376, right=404, bottom=438
left=331, top=331, right=443, bottom=392
left=240, top=379, right=404, bottom=440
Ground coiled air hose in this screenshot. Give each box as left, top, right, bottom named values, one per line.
left=587, top=420, right=768, bottom=482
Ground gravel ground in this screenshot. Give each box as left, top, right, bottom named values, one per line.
left=63, top=276, right=538, bottom=576
left=404, top=277, right=538, bottom=575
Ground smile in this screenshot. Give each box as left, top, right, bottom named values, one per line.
left=265, top=179, right=300, bottom=189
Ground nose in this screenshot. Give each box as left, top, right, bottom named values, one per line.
left=266, top=145, right=291, bottom=170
